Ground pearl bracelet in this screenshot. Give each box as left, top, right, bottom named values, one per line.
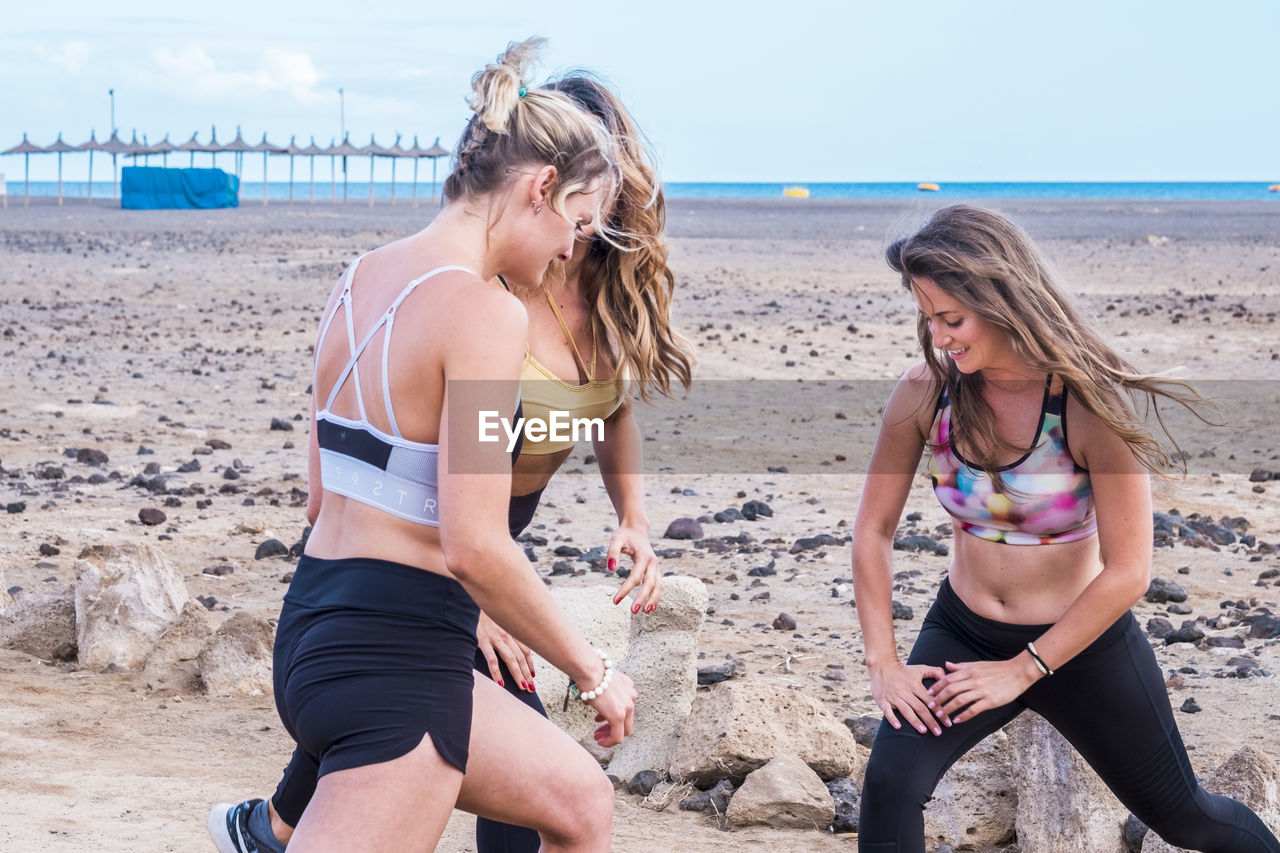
left=569, top=648, right=615, bottom=704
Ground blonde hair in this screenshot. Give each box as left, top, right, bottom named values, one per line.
left=886, top=204, right=1210, bottom=480
left=443, top=38, right=617, bottom=230
left=544, top=74, right=694, bottom=402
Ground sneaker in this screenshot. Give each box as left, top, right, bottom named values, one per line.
left=207, top=798, right=283, bottom=853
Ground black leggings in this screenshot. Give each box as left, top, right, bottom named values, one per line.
left=272, top=488, right=550, bottom=853
left=859, top=579, right=1280, bottom=853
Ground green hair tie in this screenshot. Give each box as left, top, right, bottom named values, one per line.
left=518, top=86, right=527, bottom=98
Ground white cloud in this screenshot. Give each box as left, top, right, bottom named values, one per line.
left=35, top=40, right=92, bottom=74
left=150, top=43, right=326, bottom=104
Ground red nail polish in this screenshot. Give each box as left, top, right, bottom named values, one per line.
left=608, top=558, right=616, bottom=570
left=497, top=679, right=504, bottom=687
left=529, top=681, right=536, bottom=691
left=521, top=682, right=527, bottom=690
left=632, top=604, right=640, bottom=613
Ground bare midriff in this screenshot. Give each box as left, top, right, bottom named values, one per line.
left=946, top=528, right=1104, bottom=625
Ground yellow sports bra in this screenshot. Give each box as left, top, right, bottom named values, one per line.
left=507, top=279, right=626, bottom=456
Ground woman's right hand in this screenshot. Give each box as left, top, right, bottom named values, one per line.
left=870, top=661, right=949, bottom=736
left=584, top=668, right=637, bottom=747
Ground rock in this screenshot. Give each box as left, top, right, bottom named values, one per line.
left=254, top=539, right=289, bottom=560
left=197, top=612, right=275, bottom=695
left=893, top=535, right=949, bottom=556
left=843, top=715, right=881, bottom=748
left=76, top=448, right=109, bottom=466
left=39, top=543, right=60, bottom=557
left=1248, top=615, right=1280, bottom=640
left=138, top=508, right=167, bottom=526
left=607, top=577, right=709, bottom=781
left=725, top=755, right=835, bottom=830
left=206, top=438, right=232, bottom=450
left=75, top=544, right=189, bottom=671
left=827, top=777, right=859, bottom=833
left=177, top=459, right=201, bottom=473
left=1146, top=617, right=1175, bottom=639
left=1142, top=747, right=1280, bottom=852
left=1008, top=712, right=1129, bottom=853
left=1202, top=635, right=1244, bottom=649
left=714, top=508, right=744, bottom=523
left=6, top=501, right=27, bottom=514
left=1248, top=468, right=1272, bottom=483
left=202, top=564, right=235, bottom=577
left=790, top=533, right=846, bottom=554
left=269, top=417, right=294, bottom=431
left=532, top=584, right=632, bottom=758
left=740, top=500, right=773, bottom=521
left=773, top=612, right=797, bottom=631
left=670, top=679, right=865, bottom=786
left=0, top=590, right=77, bottom=660
left=697, top=660, right=740, bottom=685
left=626, top=770, right=663, bottom=797
left=1179, top=698, right=1201, bottom=713
left=747, top=561, right=776, bottom=577
left=663, top=518, right=704, bottom=540
left=1164, top=624, right=1205, bottom=645
left=143, top=600, right=216, bottom=690
left=1124, top=814, right=1149, bottom=852
left=680, top=779, right=735, bottom=814
left=891, top=601, right=914, bottom=620
left=924, top=729, right=1017, bottom=850
left=1145, top=578, right=1189, bottom=604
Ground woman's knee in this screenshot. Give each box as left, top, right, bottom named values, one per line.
left=862, top=740, right=931, bottom=808
left=538, top=770, right=614, bottom=845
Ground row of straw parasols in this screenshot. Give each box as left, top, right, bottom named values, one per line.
left=1, top=127, right=449, bottom=208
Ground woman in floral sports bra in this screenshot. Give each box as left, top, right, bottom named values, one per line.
left=852, top=205, right=1279, bottom=852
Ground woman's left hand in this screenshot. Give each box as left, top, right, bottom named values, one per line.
left=607, top=523, right=662, bottom=613
left=926, top=658, right=1038, bottom=724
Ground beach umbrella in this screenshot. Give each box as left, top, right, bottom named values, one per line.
left=75, top=132, right=103, bottom=204
left=318, top=137, right=338, bottom=201
left=327, top=134, right=363, bottom=203
left=423, top=137, right=448, bottom=201
left=293, top=136, right=324, bottom=204
left=358, top=135, right=394, bottom=207
left=206, top=126, right=225, bottom=169
left=96, top=131, right=131, bottom=202
left=222, top=127, right=255, bottom=186
left=406, top=136, right=425, bottom=206
left=385, top=134, right=411, bottom=206
left=176, top=131, right=204, bottom=168
left=44, top=134, right=77, bottom=206
left=2, top=134, right=46, bottom=207
left=249, top=133, right=288, bottom=206
left=146, top=134, right=176, bottom=167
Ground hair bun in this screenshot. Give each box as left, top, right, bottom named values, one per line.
left=468, top=37, right=546, bottom=134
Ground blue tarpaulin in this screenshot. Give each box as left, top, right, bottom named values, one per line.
left=122, top=166, right=239, bottom=209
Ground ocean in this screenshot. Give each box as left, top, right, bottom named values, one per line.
left=4, top=180, right=1279, bottom=202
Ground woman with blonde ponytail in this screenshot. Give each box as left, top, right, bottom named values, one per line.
left=208, top=39, right=635, bottom=853
left=852, top=204, right=1279, bottom=852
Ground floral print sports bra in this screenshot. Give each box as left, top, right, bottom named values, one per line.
left=929, top=377, right=1097, bottom=545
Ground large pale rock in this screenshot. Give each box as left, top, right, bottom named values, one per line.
left=725, top=754, right=836, bottom=830
left=197, top=613, right=274, bottom=696
left=1142, top=746, right=1280, bottom=852
left=74, top=544, right=188, bottom=670
left=670, top=679, right=865, bottom=786
left=924, top=728, right=1017, bottom=850
left=606, top=576, right=708, bottom=781
left=1009, top=712, right=1128, bottom=853
left=144, top=600, right=216, bottom=691
left=532, top=584, right=631, bottom=756
left=0, top=590, right=77, bottom=661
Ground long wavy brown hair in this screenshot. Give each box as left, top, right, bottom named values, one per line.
left=886, top=204, right=1212, bottom=481
left=543, top=74, right=694, bottom=402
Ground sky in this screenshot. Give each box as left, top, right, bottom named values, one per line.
left=3, top=0, right=1279, bottom=183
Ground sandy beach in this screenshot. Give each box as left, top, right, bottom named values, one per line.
left=1, top=196, right=1278, bottom=852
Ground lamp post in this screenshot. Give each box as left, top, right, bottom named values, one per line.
left=109, top=89, right=118, bottom=201
left=338, top=87, right=346, bottom=201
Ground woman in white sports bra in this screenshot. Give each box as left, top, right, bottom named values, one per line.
left=208, top=39, right=637, bottom=853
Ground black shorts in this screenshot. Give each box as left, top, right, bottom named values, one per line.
left=273, top=554, right=481, bottom=777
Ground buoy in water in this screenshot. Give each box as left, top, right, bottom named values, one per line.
left=783, top=185, right=810, bottom=198
left=917, top=182, right=940, bottom=192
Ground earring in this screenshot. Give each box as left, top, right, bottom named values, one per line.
left=533, top=202, right=542, bottom=214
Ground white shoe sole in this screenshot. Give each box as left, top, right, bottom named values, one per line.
left=207, top=802, right=246, bottom=853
